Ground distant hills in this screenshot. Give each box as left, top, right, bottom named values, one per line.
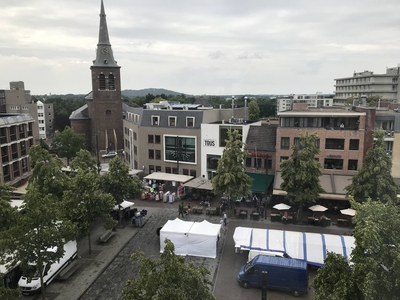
left=121, top=88, right=184, bottom=97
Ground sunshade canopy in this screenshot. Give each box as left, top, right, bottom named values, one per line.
left=308, top=205, right=328, bottom=212
left=144, top=172, right=193, bottom=183
left=273, top=203, right=291, bottom=210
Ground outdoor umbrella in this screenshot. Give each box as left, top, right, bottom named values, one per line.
left=273, top=203, right=291, bottom=210
left=340, top=208, right=356, bottom=216
left=308, top=205, right=328, bottom=212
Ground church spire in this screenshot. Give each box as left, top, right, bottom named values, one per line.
left=92, top=0, right=119, bottom=67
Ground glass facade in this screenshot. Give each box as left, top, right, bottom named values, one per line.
left=164, top=136, right=196, bottom=163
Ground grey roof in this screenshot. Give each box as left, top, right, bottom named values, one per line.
left=92, top=0, right=119, bottom=68
left=0, top=113, right=34, bottom=125
left=194, top=97, right=212, bottom=108
left=70, top=104, right=89, bottom=120
left=245, top=124, right=277, bottom=152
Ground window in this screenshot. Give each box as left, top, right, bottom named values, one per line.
left=324, top=158, right=343, bottom=170
left=348, top=160, right=358, bottom=171
left=264, top=158, right=272, bottom=169
left=148, top=135, right=154, bottom=143
left=190, top=170, right=196, bottom=177
left=169, top=116, right=177, bottom=127
left=155, top=150, right=161, bottom=160
left=155, top=135, right=161, bottom=144
left=99, top=74, right=106, bottom=90
left=281, top=137, right=290, bottom=150
left=134, top=146, right=137, bottom=155
left=219, top=126, right=242, bottom=147
left=149, top=165, right=155, bottom=173
left=156, top=166, right=161, bottom=172
left=38, top=113, right=44, bottom=117
left=325, top=138, right=345, bottom=150
left=254, top=158, right=262, bottom=168
left=148, top=149, right=154, bottom=159
left=172, top=168, right=178, bottom=174
left=186, top=117, right=195, bottom=127
left=165, top=167, right=172, bottom=173
left=151, top=116, right=159, bottom=126
left=183, top=169, right=189, bottom=175
left=349, top=139, right=359, bottom=150
left=280, top=156, right=289, bottom=164
left=133, top=132, right=137, bottom=140
left=109, top=74, right=115, bottom=90
left=165, top=136, right=196, bottom=163
left=246, top=157, right=252, bottom=167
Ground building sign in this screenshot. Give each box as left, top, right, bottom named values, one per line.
left=327, top=154, right=342, bottom=158
left=203, top=139, right=216, bottom=147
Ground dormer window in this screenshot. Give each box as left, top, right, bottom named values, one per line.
left=186, top=117, right=194, bottom=127
left=152, top=116, right=159, bottom=126
left=169, top=116, right=177, bottom=127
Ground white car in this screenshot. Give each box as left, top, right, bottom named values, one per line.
left=102, top=151, right=117, bottom=159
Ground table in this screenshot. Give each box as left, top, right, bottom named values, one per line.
left=251, top=212, right=260, bottom=220
left=270, top=213, right=281, bottom=222
left=206, top=207, right=217, bottom=215
left=337, top=218, right=349, bottom=227
left=192, top=206, right=203, bottom=214
left=239, top=210, right=248, bottom=219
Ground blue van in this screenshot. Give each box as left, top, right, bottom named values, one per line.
left=237, top=255, right=308, bottom=297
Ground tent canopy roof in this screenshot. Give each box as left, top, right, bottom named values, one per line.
left=144, top=172, right=193, bottom=183
left=189, top=220, right=221, bottom=236
left=161, top=218, right=194, bottom=234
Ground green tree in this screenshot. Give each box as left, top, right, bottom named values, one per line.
left=248, top=100, right=260, bottom=121
left=312, top=252, right=361, bottom=300
left=351, top=199, right=400, bottom=300
left=38, top=138, right=49, bottom=151
left=101, top=157, right=135, bottom=225
left=51, top=126, right=85, bottom=165
left=345, top=129, right=399, bottom=204
left=29, top=145, right=70, bottom=199
left=212, top=129, right=252, bottom=207
left=280, top=132, right=324, bottom=221
left=258, top=97, right=276, bottom=118
left=64, top=151, right=116, bottom=255
left=7, top=182, right=76, bottom=300
left=122, top=239, right=215, bottom=300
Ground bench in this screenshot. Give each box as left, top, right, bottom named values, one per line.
left=97, top=230, right=116, bottom=244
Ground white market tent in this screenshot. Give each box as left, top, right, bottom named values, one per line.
left=233, top=227, right=355, bottom=267
left=144, top=172, right=193, bottom=183
left=160, top=218, right=221, bottom=258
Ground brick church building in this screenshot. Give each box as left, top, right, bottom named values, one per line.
left=70, top=0, right=123, bottom=153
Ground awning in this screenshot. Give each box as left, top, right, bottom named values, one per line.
left=245, top=172, right=274, bottom=193
left=144, top=172, right=193, bottom=183
left=183, top=176, right=213, bottom=190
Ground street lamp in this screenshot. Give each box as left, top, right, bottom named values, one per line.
left=244, top=96, right=248, bottom=122
left=231, top=96, right=235, bottom=123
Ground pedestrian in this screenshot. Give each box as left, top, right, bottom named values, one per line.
left=223, top=212, right=227, bottom=226
left=259, top=205, right=264, bottom=219
left=178, top=203, right=184, bottom=218
left=186, top=203, right=191, bottom=215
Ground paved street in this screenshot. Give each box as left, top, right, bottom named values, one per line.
left=25, top=199, right=352, bottom=300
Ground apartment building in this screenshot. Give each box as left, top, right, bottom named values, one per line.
left=0, top=82, right=54, bottom=141
left=277, top=93, right=334, bottom=112
left=273, top=103, right=375, bottom=200
left=123, top=101, right=246, bottom=177
left=334, top=67, right=400, bottom=106
left=0, top=114, right=35, bottom=185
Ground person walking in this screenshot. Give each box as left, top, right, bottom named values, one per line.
left=223, top=212, right=228, bottom=226
left=178, top=203, right=185, bottom=218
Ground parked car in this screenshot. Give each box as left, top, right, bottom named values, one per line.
left=102, top=151, right=117, bottom=158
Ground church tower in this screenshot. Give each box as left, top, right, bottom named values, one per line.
left=87, top=0, right=123, bottom=153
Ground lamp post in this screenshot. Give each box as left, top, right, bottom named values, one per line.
left=244, top=96, right=248, bottom=122
left=231, top=95, right=235, bottom=122
left=264, top=154, right=270, bottom=219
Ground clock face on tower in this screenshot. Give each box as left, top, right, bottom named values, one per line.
left=101, top=47, right=109, bottom=54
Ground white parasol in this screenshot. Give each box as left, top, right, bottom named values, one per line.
left=340, top=208, right=356, bottom=216
left=308, top=205, right=328, bottom=212
left=273, top=203, right=291, bottom=210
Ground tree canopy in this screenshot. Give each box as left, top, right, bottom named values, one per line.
left=345, top=129, right=399, bottom=204
left=51, top=126, right=85, bottom=165
left=280, top=131, right=324, bottom=220
left=122, top=239, right=215, bottom=300
left=212, top=129, right=252, bottom=203
left=64, top=150, right=116, bottom=255
left=313, top=199, right=400, bottom=300
left=248, top=100, right=260, bottom=121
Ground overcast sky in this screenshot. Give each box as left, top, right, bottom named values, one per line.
left=1, top=0, right=400, bottom=96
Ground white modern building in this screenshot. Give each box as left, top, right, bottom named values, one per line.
left=277, top=93, right=334, bottom=112
left=334, top=67, right=400, bottom=106
left=36, top=100, right=46, bottom=139
left=201, top=120, right=260, bottom=180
